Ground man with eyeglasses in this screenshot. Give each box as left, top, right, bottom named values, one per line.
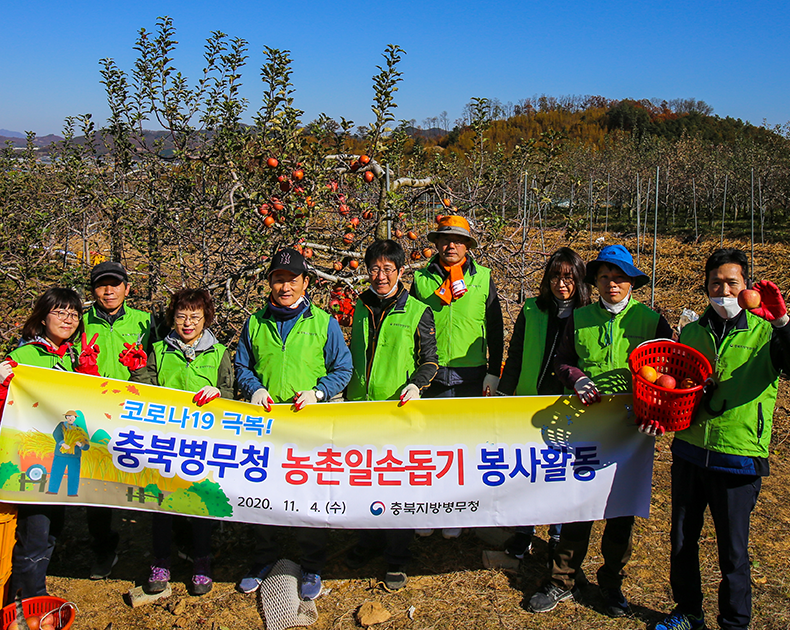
left=344, top=240, right=438, bottom=590
left=82, top=261, right=155, bottom=579
left=410, top=215, right=504, bottom=539
left=235, top=247, right=353, bottom=601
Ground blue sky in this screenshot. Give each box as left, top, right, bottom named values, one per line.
left=2, top=0, right=788, bottom=136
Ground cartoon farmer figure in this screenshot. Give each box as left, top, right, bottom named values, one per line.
left=48, top=410, right=90, bottom=496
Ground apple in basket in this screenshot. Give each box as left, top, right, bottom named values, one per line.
left=638, top=365, right=659, bottom=383
left=655, top=374, right=677, bottom=389
left=679, top=378, right=698, bottom=389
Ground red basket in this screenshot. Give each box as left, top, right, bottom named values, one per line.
left=628, top=339, right=712, bottom=432
left=1, top=596, right=75, bottom=630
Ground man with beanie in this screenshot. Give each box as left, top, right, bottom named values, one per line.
left=235, top=247, right=353, bottom=601
left=84, top=261, right=155, bottom=579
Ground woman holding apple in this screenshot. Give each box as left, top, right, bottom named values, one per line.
left=498, top=247, right=590, bottom=562
left=527, top=245, right=672, bottom=618
left=654, top=248, right=790, bottom=630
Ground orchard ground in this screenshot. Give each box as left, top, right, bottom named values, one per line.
left=30, top=233, right=790, bottom=628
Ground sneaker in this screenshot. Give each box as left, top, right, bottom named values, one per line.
left=654, top=609, right=706, bottom=630
left=238, top=563, right=274, bottom=594
left=442, top=528, right=462, bottom=539
left=505, top=532, right=533, bottom=560
left=528, top=582, right=576, bottom=613
left=300, top=571, right=322, bottom=600
left=384, top=565, right=408, bottom=590
left=191, top=555, right=213, bottom=595
left=147, top=561, right=171, bottom=594
left=415, top=529, right=434, bottom=537
left=599, top=586, right=631, bottom=618
left=90, top=552, right=118, bottom=580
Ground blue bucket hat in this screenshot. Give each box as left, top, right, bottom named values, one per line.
left=584, top=245, right=649, bottom=289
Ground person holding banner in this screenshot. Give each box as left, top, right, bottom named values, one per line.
left=235, top=247, right=353, bottom=600
left=131, top=288, right=233, bottom=596
left=498, top=247, right=590, bottom=562
left=653, top=249, right=790, bottom=630
left=344, top=239, right=438, bottom=590
left=528, top=245, right=672, bottom=618
left=83, top=260, right=155, bottom=580
left=0, top=287, right=101, bottom=598
left=410, top=215, right=503, bottom=539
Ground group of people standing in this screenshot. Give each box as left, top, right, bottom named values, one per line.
left=0, top=213, right=786, bottom=630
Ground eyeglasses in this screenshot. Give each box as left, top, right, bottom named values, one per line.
left=49, top=309, right=80, bottom=322
left=174, top=314, right=204, bottom=325
left=550, top=275, right=575, bottom=286
left=369, top=266, right=399, bottom=278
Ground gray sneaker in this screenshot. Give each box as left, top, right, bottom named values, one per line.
left=528, top=582, right=576, bottom=613
left=90, top=553, right=119, bottom=580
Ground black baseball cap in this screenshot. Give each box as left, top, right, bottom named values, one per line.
left=90, top=261, right=128, bottom=287
left=267, top=248, right=308, bottom=278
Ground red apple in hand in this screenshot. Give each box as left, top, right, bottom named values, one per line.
left=656, top=374, right=677, bottom=389
left=738, top=289, right=761, bottom=310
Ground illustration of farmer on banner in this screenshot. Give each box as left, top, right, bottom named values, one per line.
left=47, top=409, right=90, bottom=496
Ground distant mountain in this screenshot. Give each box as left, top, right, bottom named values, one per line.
left=0, top=134, right=64, bottom=149
left=0, top=129, right=24, bottom=138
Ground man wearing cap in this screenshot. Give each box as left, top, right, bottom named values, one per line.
left=528, top=244, right=672, bottom=618
left=83, top=261, right=155, bottom=579
left=235, top=247, right=352, bottom=600
left=653, top=248, right=790, bottom=630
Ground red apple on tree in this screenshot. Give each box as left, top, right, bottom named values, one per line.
left=267, top=157, right=279, bottom=169
left=363, top=171, right=375, bottom=183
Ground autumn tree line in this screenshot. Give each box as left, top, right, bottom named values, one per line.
left=2, top=16, right=790, bottom=351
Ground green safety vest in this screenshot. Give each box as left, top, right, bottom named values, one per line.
left=514, top=299, right=549, bottom=396
left=347, top=294, right=429, bottom=401
left=153, top=341, right=227, bottom=393
left=677, top=310, right=779, bottom=458
left=247, top=304, right=331, bottom=403
left=83, top=305, right=153, bottom=381
left=412, top=260, right=490, bottom=368
left=574, top=298, right=660, bottom=395
left=9, top=342, right=75, bottom=372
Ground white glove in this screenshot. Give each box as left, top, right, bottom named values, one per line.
left=399, top=384, right=420, bottom=405
left=0, top=360, right=16, bottom=387
left=638, top=420, right=665, bottom=437
left=574, top=376, right=601, bottom=406
left=193, top=386, right=221, bottom=407
left=251, top=387, right=274, bottom=411
left=482, top=374, right=500, bottom=396
left=294, top=389, right=318, bottom=411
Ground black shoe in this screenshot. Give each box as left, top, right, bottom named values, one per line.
left=90, top=552, right=118, bottom=580
left=345, top=545, right=372, bottom=570
left=384, top=564, right=407, bottom=590
left=528, top=582, right=576, bottom=613
left=504, top=532, right=533, bottom=560
left=599, top=585, right=630, bottom=618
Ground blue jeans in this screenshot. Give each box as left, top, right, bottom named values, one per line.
left=48, top=455, right=81, bottom=495
left=10, top=505, right=64, bottom=598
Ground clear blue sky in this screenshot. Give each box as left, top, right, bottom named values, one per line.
left=2, top=0, right=789, bottom=136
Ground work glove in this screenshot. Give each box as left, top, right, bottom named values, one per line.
left=119, top=342, right=148, bottom=371
left=749, top=280, right=788, bottom=325
left=293, top=390, right=318, bottom=411
left=76, top=333, right=101, bottom=376
left=638, top=420, right=665, bottom=437
left=0, top=359, right=18, bottom=387
left=251, top=387, right=274, bottom=411
left=482, top=374, right=500, bottom=397
left=574, top=376, right=601, bottom=406
left=399, top=383, right=420, bottom=405
left=193, top=386, right=221, bottom=407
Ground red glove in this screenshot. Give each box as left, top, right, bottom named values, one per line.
left=119, top=342, right=148, bottom=371
left=0, top=359, right=18, bottom=387
left=193, top=386, right=221, bottom=407
left=77, top=332, right=101, bottom=376
left=748, top=280, right=787, bottom=322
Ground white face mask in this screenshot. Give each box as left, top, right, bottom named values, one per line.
left=709, top=297, right=742, bottom=320
left=601, top=292, right=631, bottom=315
